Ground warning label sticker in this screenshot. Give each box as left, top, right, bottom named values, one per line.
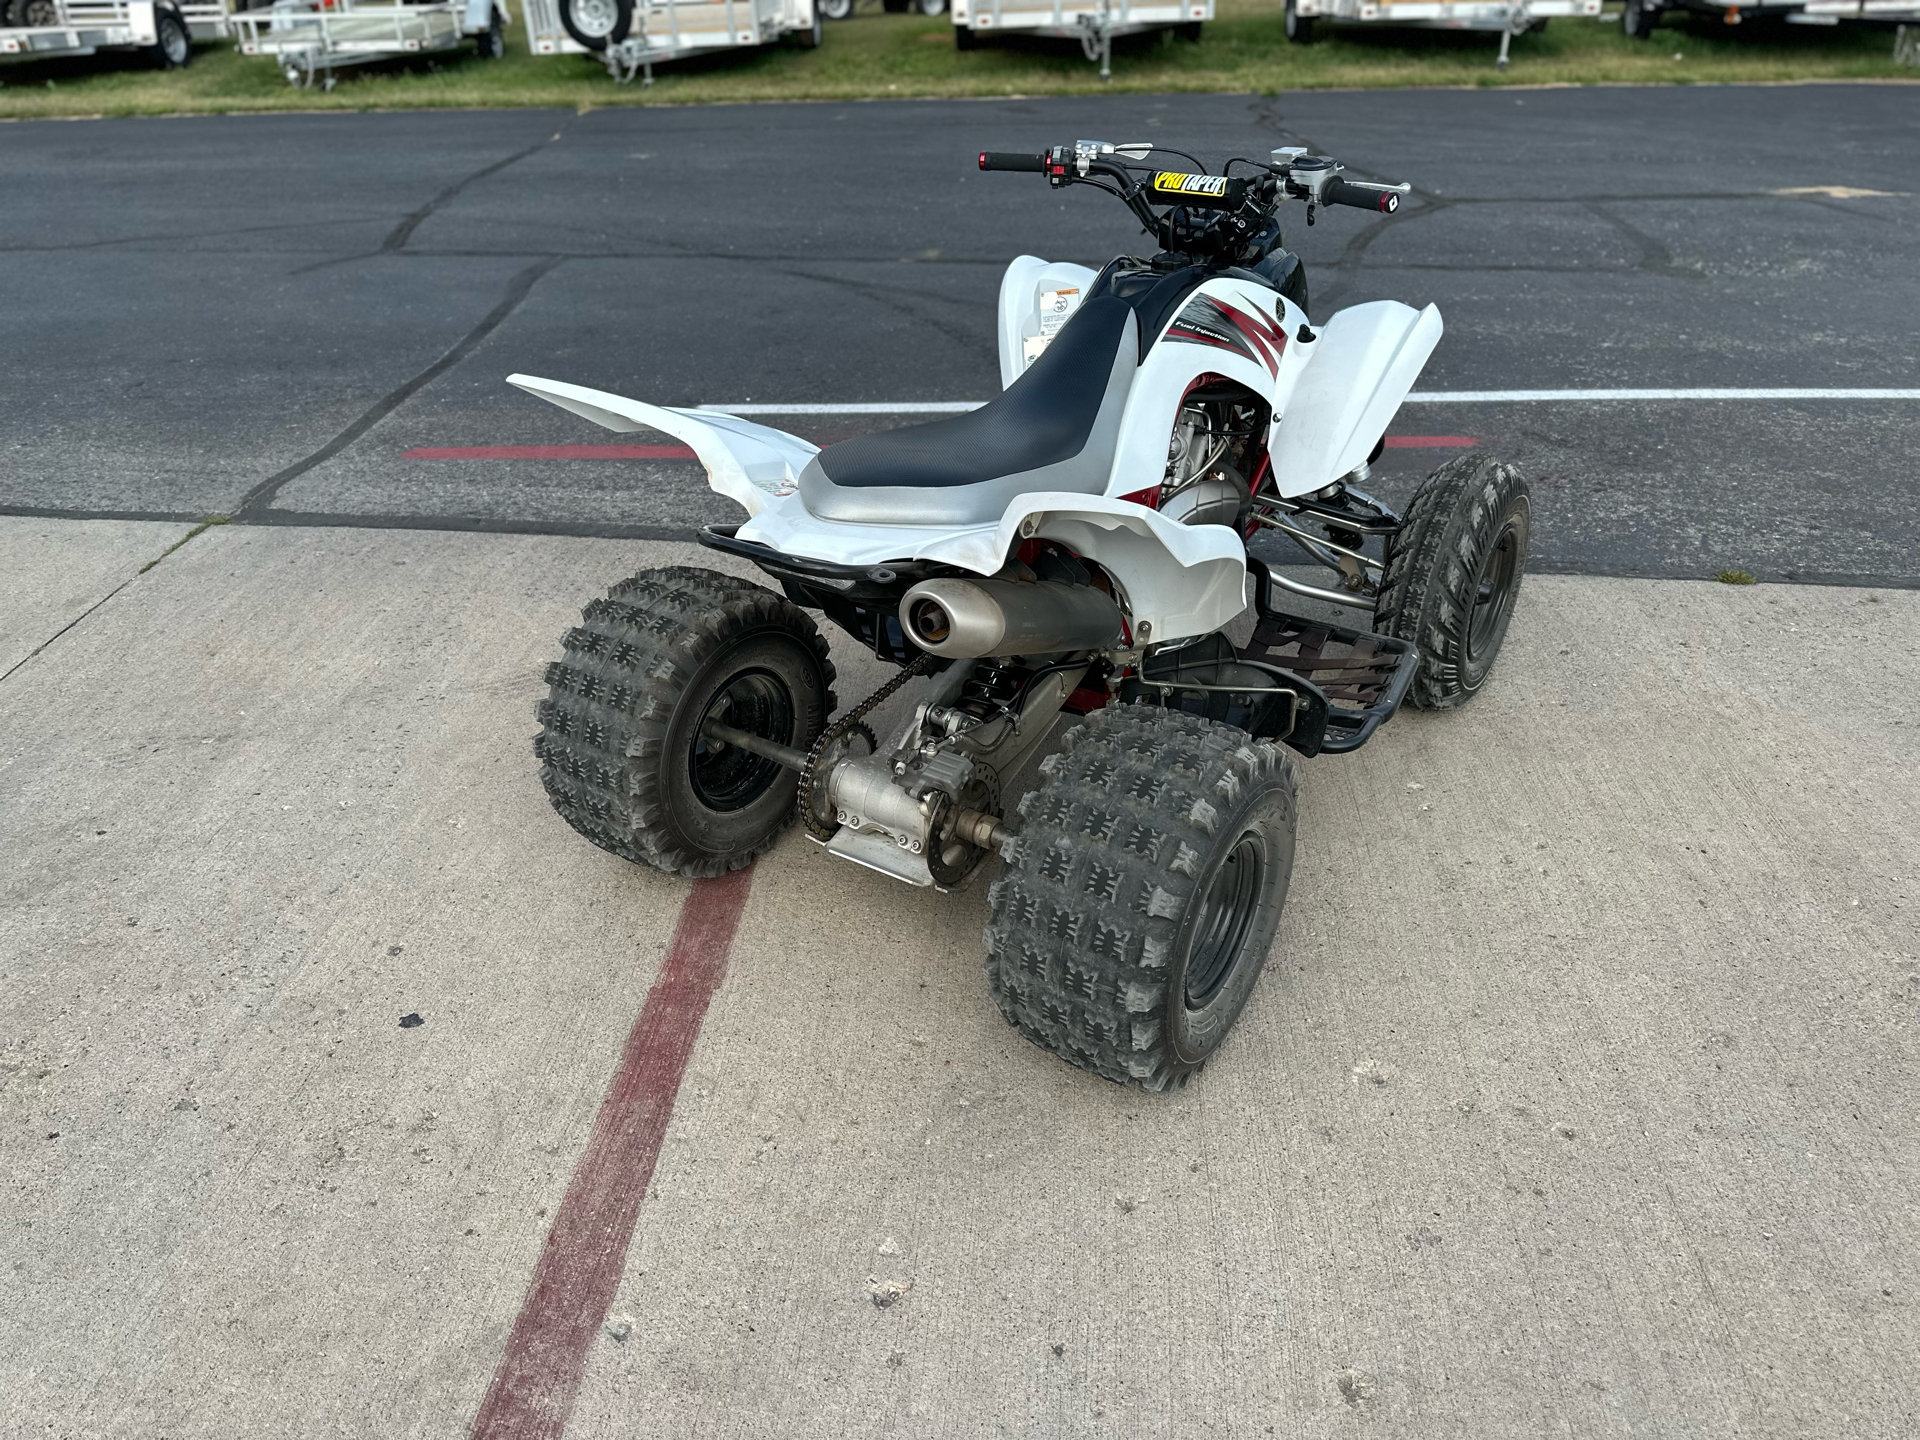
left=1023, top=286, right=1082, bottom=369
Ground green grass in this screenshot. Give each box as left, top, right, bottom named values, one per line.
left=1715, top=568, right=1759, bottom=585
left=0, top=0, right=1909, bottom=118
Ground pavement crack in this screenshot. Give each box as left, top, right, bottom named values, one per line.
left=0, top=216, right=387, bottom=257
left=769, top=265, right=989, bottom=349
left=381, top=128, right=569, bottom=255
left=289, top=121, right=575, bottom=277
left=0, top=516, right=227, bottom=686
left=137, top=515, right=230, bottom=573
left=1584, top=201, right=1703, bottom=281
left=234, top=256, right=564, bottom=517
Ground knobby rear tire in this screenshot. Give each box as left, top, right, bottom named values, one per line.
left=535, top=567, right=836, bottom=878
left=985, top=707, right=1298, bottom=1093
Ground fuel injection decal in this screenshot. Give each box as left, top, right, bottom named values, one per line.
left=1165, top=294, right=1288, bottom=378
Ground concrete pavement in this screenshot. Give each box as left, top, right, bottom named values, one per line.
left=1, top=517, right=1913, bottom=1436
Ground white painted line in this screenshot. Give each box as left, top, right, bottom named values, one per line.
left=700, top=389, right=1919, bottom=415
left=698, top=402, right=982, bottom=415
left=1406, top=388, right=1920, bottom=403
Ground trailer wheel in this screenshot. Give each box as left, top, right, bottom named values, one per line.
left=1283, top=0, right=1311, bottom=41
left=819, top=0, right=852, bottom=18
left=559, top=0, right=631, bottom=49
left=535, top=568, right=836, bottom=879
left=1622, top=0, right=1659, bottom=38
left=474, top=8, right=507, bottom=56
left=916, top=0, right=948, bottom=13
left=1373, top=454, right=1531, bottom=710
left=143, top=2, right=191, bottom=67
left=14, top=0, right=58, bottom=24
left=985, top=707, right=1298, bottom=1093
left=795, top=6, right=823, bottom=43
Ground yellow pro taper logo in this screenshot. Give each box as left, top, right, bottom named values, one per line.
left=1151, top=172, right=1230, bottom=198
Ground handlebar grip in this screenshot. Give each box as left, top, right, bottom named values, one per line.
left=1322, top=177, right=1403, bottom=215
left=978, top=151, right=1047, bottom=173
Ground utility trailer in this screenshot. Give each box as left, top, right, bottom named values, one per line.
left=1619, top=0, right=1809, bottom=39
left=1282, top=0, right=1601, bottom=66
left=0, top=0, right=217, bottom=69
left=522, top=0, right=820, bottom=84
left=950, top=0, right=1213, bottom=79
left=1792, top=0, right=1920, bottom=62
left=229, top=0, right=508, bottom=88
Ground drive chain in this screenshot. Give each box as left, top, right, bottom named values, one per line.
left=797, top=652, right=934, bottom=842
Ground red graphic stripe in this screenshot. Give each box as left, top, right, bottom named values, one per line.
left=470, top=866, right=755, bottom=1440
left=405, top=445, right=698, bottom=460
left=1382, top=436, right=1477, bottom=448
left=1211, top=298, right=1288, bottom=378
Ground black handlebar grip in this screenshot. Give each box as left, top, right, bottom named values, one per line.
left=978, top=151, right=1047, bottom=173
left=1322, top=177, right=1403, bottom=215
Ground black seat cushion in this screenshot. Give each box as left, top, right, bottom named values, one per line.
left=815, top=293, right=1136, bottom=490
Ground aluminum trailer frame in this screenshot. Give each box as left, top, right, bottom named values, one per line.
left=1793, top=0, right=1920, bottom=63
left=0, top=0, right=224, bottom=64
left=951, top=0, right=1214, bottom=79
left=1620, top=0, right=1822, bottom=38
left=1287, top=0, right=1601, bottom=66
left=522, top=0, right=819, bottom=84
left=229, top=0, right=504, bottom=88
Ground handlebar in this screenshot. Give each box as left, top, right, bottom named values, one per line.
left=974, top=140, right=1407, bottom=258
left=978, top=151, right=1046, bottom=173
left=1322, top=177, right=1402, bottom=215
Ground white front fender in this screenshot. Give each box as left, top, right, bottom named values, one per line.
left=1268, top=301, right=1443, bottom=497
left=506, top=374, right=817, bottom=518
left=997, top=256, right=1100, bottom=391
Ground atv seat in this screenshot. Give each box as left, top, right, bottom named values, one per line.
left=796, top=296, right=1138, bottom=527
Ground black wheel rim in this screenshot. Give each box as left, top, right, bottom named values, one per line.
left=1467, top=521, right=1521, bottom=664
left=689, top=669, right=793, bottom=813
left=1184, top=834, right=1265, bottom=1008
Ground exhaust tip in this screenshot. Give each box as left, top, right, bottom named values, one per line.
left=907, top=597, right=951, bottom=645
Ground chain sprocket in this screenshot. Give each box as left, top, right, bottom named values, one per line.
left=925, top=769, right=1002, bottom=889
left=797, top=653, right=933, bottom=842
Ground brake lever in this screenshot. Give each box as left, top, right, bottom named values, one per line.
left=1338, top=179, right=1413, bottom=197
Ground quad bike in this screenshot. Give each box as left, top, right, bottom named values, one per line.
left=514, top=139, right=1530, bottom=1092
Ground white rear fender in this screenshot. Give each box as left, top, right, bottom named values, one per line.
left=1005, top=497, right=1248, bottom=646
left=740, top=494, right=1246, bottom=646
left=1267, top=302, right=1443, bottom=498
left=506, top=374, right=818, bottom=519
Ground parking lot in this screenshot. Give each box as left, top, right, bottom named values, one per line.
left=2, top=86, right=1917, bottom=1438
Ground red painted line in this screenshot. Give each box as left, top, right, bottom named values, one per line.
left=1383, top=436, right=1477, bottom=448
left=470, top=866, right=755, bottom=1440
left=404, top=445, right=698, bottom=460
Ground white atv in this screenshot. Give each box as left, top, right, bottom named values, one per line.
left=514, top=140, right=1531, bottom=1091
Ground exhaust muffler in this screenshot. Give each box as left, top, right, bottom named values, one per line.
left=899, top=577, right=1125, bottom=659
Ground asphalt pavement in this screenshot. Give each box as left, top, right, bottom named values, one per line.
left=2, top=86, right=1917, bottom=583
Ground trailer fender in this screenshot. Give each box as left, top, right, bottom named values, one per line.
left=506, top=374, right=818, bottom=518
left=1267, top=301, right=1443, bottom=497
